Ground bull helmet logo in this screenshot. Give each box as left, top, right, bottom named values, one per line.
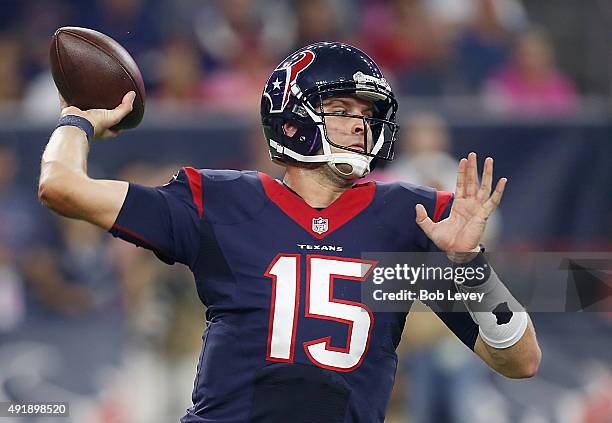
left=264, top=50, right=316, bottom=113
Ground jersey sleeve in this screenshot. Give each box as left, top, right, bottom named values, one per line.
left=109, top=167, right=201, bottom=267
left=428, top=300, right=479, bottom=350
left=423, top=191, right=480, bottom=350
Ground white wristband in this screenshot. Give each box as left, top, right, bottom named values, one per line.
left=456, top=266, right=528, bottom=349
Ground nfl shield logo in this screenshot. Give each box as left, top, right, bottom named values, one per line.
left=312, top=217, right=329, bottom=234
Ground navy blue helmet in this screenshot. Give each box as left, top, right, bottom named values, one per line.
left=261, top=42, right=399, bottom=179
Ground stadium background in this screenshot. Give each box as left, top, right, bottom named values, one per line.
left=0, top=0, right=611, bottom=421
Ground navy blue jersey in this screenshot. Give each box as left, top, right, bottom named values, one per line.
left=110, top=168, right=478, bottom=423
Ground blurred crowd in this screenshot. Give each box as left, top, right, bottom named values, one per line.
left=0, top=145, right=204, bottom=420
left=0, top=0, right=590, bottom=119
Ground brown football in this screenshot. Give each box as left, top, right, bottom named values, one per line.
left=50, top=26, right=145, bottom=130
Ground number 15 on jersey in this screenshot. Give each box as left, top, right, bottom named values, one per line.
left=265, top=254, right=378, bottom=372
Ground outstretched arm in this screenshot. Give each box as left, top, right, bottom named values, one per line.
left=416, top=152, right=541, bottom=379
left=39, top=92, right=135, bottom=229
left=474, top=318, right=540, bottom=378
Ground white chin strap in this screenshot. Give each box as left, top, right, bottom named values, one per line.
left=268, top=140, right=372, bottom=179
left=326, top=153, right=371, bottom=179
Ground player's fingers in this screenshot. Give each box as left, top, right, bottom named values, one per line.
left=455, top=158, right=467, bottom=198
left=466, top=152, right=478, bottom=197
left=123, top=91, right=136, bottom=108
left=415, top=203, right=435, bottom=236
left=480, top=178, right=507, bottom=217
left=106, top=91, right=135, bottom=126
left=477, top=157, right=493, bottom=202
left=117, top=91, right=135, bottom=114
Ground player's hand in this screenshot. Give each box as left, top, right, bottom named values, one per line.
left=415, top=152, right=507, bottom=258
left=59, top=91, right=135, bottom=139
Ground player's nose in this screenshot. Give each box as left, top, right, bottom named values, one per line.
left=351, top=118, right=365, bottom=135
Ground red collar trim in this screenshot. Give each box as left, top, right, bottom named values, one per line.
left=259, top=173, right=376, bottom=239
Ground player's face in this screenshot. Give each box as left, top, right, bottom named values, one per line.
left=320, top=96, right=374, bottom=154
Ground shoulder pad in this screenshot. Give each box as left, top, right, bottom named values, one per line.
left=191, top=169, right=267, bottom=224
left=374, top=181, right=453, bottom=232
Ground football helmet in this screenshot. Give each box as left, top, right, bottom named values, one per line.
left=260, top=42, right=399, bottom=179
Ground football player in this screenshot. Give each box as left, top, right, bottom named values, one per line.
left=39, top=42, right=541, bottom=422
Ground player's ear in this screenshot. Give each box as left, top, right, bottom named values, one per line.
left=283, top=122, right=298, bottom=138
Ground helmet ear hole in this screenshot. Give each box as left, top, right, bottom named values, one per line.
left=282, top=123, right=298, bottom=137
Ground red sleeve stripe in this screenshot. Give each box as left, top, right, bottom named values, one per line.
left=433, top=191, right=453, bottom=223
left=183, top=167, right=203, bottom=218
left=112, top=223, right=163, bottom=251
